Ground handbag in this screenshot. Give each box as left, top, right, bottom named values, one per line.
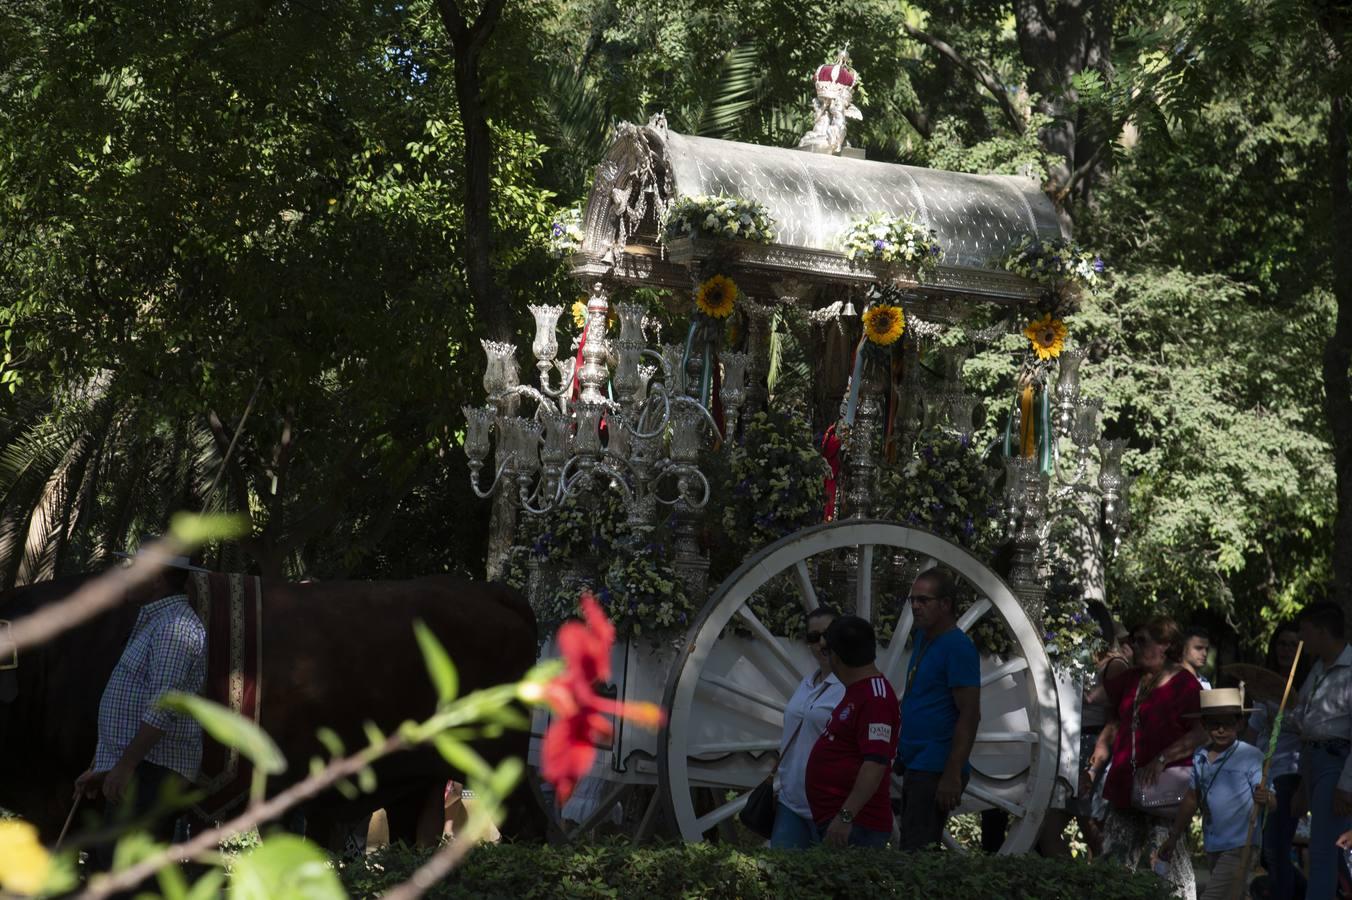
left=1131, top=766, right=1190, bottom=818
left=739, top=716, right=807, bottom=839
left=739, top=777, right=778, bottom=839
left=1128, top=671, right=1189, bottom=818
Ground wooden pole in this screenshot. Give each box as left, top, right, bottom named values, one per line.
left=1231, top=640, right=1304, bottom=900
left=54, top=795, right=82, bottom=851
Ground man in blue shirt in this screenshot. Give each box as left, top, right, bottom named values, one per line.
left=1155, top=688, right=1274, bottom=900
left=897, top=567, right=980, bottom=851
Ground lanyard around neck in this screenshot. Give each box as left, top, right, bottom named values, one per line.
left=1198, top=745, right=1238, bottom=816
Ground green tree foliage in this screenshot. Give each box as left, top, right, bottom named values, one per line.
left=0, top=0, right=1344, bottom=654
left=0, top=0, right=560, bottom=579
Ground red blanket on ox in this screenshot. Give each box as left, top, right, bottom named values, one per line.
left=187, top=572, right=262, bottom=821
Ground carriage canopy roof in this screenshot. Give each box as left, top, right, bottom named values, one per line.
left=575, top=118, right=1065, bottom=302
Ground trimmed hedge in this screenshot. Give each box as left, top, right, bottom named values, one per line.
left=339, top=842, right=1171, bottom=899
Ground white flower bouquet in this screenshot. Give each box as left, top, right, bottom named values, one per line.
left=662, top=195, right=776, bottom=244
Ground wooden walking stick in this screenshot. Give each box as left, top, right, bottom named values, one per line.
left=1231, top=640, right=1304, bottom=900
left=54, top=795, right=81, bottom=851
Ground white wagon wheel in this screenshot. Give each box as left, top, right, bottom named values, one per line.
left=656, top=519, right=1060, bottom=853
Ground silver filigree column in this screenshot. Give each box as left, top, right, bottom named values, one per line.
left=669, top=406, right=711, bottom=598
left=842, top=369, right=884, bottom=520
left=578, top=282, right=612, bottom=405
left=1004, top=456, right=1049, bottom=628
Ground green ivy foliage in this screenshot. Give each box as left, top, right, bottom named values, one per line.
left=874, top=427, right=1002, bottom=557
left=506, top=490, right=696, bottom=641
left=340, top=842, right=1171, bottom=899
left=707, top=409, right=829, bottom=576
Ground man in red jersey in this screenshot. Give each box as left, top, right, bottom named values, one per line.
left=805, top=614, right=900, bottom=848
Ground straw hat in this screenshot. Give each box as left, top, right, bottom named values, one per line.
left=1185, top=686, right=1256, bottom=718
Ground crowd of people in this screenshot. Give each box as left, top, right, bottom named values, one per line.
left=75, top=543, right=1352, bottom=899
left=772, top=572, right=1352, bottom=900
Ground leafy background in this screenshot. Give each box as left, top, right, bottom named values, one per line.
left=0, top=0, right=1343, bottom=653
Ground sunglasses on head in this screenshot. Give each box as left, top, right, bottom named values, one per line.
left=806, top=630, right=826, bottom=644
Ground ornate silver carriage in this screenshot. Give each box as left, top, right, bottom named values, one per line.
left=463, top=59, right=1126, bottom=853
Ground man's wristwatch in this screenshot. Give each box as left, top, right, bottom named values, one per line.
left=837, top=808, right=854, bottom=824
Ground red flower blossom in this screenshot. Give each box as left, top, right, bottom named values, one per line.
left=531, top=593, right=664, bottom=805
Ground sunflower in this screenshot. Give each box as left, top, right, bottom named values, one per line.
left=695, top=275, right=739, bottom=319
left=571, top=298, right=616, bottom=330
left=1023, top=313, right=1068, bottom=360
left=862, top=303, right=906, bottom=346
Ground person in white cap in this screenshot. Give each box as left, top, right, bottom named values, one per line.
left=1154, top=687, right=1275, bottom=900
left=73, top=541, right=207, bottom=870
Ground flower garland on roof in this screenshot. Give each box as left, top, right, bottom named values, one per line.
left=842, top=212, right=943, bottom=280
left=1000, top=235, right=1104, bottom=291
left=663, top=194, right=776, bottom=244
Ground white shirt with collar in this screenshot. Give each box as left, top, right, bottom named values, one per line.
left=775, top=670, right=845, bottom=820
left=1291, top=643, right=1352, bottom=791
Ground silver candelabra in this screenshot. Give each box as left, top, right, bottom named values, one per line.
left=461, top=284, right=743, bottom=550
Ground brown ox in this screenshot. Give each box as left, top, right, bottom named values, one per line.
left=0, top=573, right=544, bottom=847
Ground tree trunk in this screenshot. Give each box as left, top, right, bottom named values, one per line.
left=434, top=0, right=516, bottom=580
left=435, top=0, right=511, bottom=341
left=453, top=51, right=512, bottom=342
left=1013, top=0, right=1116, bottom=211
left=1325, top=93, right=1352, bottom=609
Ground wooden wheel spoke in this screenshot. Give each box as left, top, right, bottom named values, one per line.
left=981, top=657, right=1029, bottom=687
left=879, top=604, right=914, bottom=686
left=735, top=606, right=807, bottom=691
left=974, top=730, right=1038, bottom=744
left=957, top=597, right=992, bottom=631
left=688, top=738, right=780, bottom=757
left=792, top=560, right=818, bottom=613
left=693, top=792, right=750, bottom=834
left=855, top=544, right=874, bottom=621
left=697, top=672, right=787, bottom=714
left=963, top=780, right=1027, bottom=817
left=564, top=782, right=632, bottom=840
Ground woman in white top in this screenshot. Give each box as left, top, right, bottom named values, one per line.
left=771, top=605, right=845, bottom=848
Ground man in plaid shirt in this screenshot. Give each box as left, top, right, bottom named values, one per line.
left=74, top=547, right=206, bottom=858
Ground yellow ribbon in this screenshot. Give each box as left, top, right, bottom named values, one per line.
left=1019, top=384, right=1036, bottom=459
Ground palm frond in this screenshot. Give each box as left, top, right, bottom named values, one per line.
left=16, top=430, right=96, bottom=585
left=695, top=42, right=764, bottom=140
left=544, top=65, right=615, bottom=173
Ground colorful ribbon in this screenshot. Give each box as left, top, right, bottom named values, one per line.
left=841, top=332, right=869, bottom=431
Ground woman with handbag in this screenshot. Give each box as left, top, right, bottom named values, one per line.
left=1088, top=615, right=1206, bottom=899
left=762, top=606, right=845, bottom=848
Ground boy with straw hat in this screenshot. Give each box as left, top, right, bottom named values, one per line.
left=1153, top=687, right=1276, bottom=900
